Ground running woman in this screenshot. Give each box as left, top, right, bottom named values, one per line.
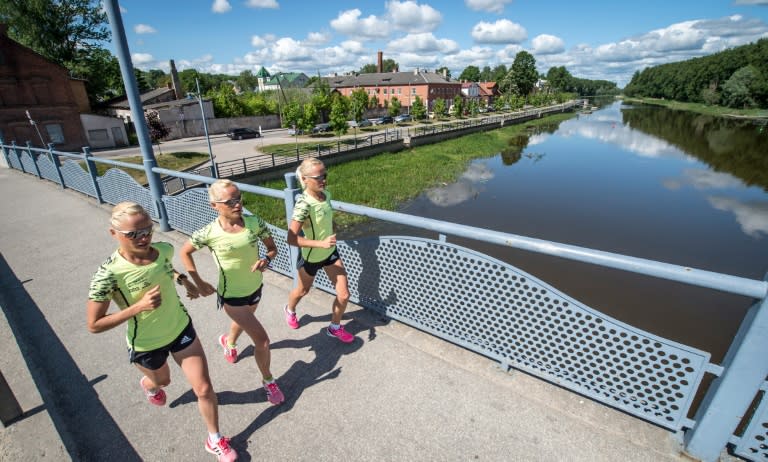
left=87, top=202, right=237, bottom=462
left=284, top=158, right=354, bottom=343
left=180, top=179, right=284, bottom=406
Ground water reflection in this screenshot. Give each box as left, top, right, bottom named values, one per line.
left=708, top=196, right=768, bottom=238
left=425, top=162, right=493, bottom=207
left=664, top=168, right=745, bottom=190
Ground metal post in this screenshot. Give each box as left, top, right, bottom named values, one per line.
left=47, top=143, right=65, bottom=188
left=103, top=0, right=169, bottom=230
left=0, top=138, right=10, bottom=168
left=0, top=370, right=22, bottom=428
left=83, top=147, right=104, bottom=203
left=24, top=142, right=42, bottom=178
left=283, top=173, right=301, bottom=286
left=11, top=142, right=25, bottom=173
left=684, top=292, right=768, bottom=461
left=196, top=78, right=217, bottom=178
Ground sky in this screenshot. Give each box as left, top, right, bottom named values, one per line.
left=112, top=0, right=768, bottom=88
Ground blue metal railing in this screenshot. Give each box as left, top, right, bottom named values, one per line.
left=2, top=139, right=767, bottom=462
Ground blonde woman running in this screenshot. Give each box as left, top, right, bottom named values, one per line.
left=284, top=158, right=354, bottom=343
left=87, top=202, right=237, bottom=462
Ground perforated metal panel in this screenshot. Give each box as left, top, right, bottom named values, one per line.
left=315, top=235, right=710, bottom=430
left=36, top=154, right=61, bottom=185
left=733, top=385, right=768, bottom=461
left=97, top=169, right=156, bottom=217
left=59, top=159, right=96, bottom=197
left=7, top=148, right=22, bottom=170
left=19, top=150, right=36, bottom=174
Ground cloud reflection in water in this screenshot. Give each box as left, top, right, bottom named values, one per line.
left=708, top=196, right=768, bottom=238
left=426, top=162, right=494, bottom=207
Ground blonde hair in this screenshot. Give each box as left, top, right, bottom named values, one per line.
left=208, top=179, right=238, bottom=202
left=110, top=202, right=149, bottom=229
left=295, top=157, right=325, bottom=189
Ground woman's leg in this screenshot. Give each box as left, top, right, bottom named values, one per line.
left=135, top=362, right=172, bottom=391
left=286, top=267, right=315, bottom=313
left=225, top=320, right=244, bottom=348
left=324, top=259, right=350, bottom=325
left=223, top=303, right=272, bottom=380
left=172, top=337, right=219, bottom=434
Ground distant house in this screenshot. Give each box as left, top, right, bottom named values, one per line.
left=0, top=24, right=89, bottom=150
left=102, top=85, right=177, bottom=121
left=461, top=82, right=481, bottom=101
left=478, top=82, right=499, bottom=106
left=257, top=70, right=310, bottom=92
left=324, top=51, right=462, bottom=113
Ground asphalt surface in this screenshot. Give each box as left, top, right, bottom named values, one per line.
left=0, top=163, right=717, bottom=461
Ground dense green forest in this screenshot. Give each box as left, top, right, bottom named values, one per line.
left=623, top=38, right=768, bottom=109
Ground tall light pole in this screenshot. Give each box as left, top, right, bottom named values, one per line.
left=25, top=110, right=47, bottom=147
left=196, top=78, right=217, bottom=178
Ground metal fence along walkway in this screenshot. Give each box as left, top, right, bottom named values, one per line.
left=2, top=140, right=767, bottom=462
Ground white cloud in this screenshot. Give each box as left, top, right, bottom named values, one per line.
left=531, top=34, right=565, bottom=54
left=331, top=9, right=390, bottom=38
left=389, top=33, right=460, bottom=54
left=471, top=19, right=527, bottom=44
left=733, top=0, right=768, bottom=4
left=132, top=53, right=155, bottom=65
left=246, top=0, right=279, bottom=8
left=440, top=46, right=495, bottom=72
left=682, top=169, right=744, bottom=189
left=212, top=0, right=231, bottom=13
left=464, top=0, right=513, bottom=14
left=495, top=44, right=524, bottom=63
left=119, top=5, right=127, bottom=13
left=708, top=197, right=768, bottom=238
left=134, top=24, right=157, bottom=34
left=251, top=34, right=276, bottom=48
left=387, top=0, right=442, bottom=33
left=306, top=31, right=332, bottom=45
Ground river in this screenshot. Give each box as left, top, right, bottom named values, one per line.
left=346, top=101, right=768, bottom=362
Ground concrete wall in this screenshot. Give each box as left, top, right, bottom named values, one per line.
left=80, top=113, right=129, bottom=149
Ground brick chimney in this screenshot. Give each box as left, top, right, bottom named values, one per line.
left=169, top=59, right=183, bottom=99
left=377, top=51, right=383, bottom=73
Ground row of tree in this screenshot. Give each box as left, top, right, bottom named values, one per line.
left=623, top=38, right=768, bottom=109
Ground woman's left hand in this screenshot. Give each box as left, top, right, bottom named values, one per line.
left=251, top=258, right=269, bottom=272
left=181, top=278, right=200, bottom=299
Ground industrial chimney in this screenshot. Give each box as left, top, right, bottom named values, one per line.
left=170, top=59, right=183, bottom=99
left=377, top=51, right=383, bottom=73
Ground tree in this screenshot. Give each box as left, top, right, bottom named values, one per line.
left=329, top=96, right=349, bottom=136
left=134, top=69, right=151, bottom=93
left=146, top=111, right=169, bottom=152
left=479, top=66, right=493, bottom=82
left=236, top=70, right=259, bottom=93
left=301, top=102, right=319, bottom=132
left=282, top=101, right=302, bottom=129
left=491, top=64, right=508, bottom=82
left=459, top=65, right=481, bottom=82
left=349, top=88, right=369, bottom=121
left=208, top=83, right=246, bottom=117
left=411, top=95, right=426, bottom=120
left=77, top=47, right=123, bottom=103
left=507, top=51, right=538, bottom=97
left=433, top=98, right=447, bottom=119
left=452, top=95, right=464, bottom=118
left=436, top=66, right=451, bottom=79
left=546, top=66, right=573, bottom=93
left=389, top=97, right=401, bottom=118
left=360, top=58, right=399, bottom=73
left=722, top=65, right=759, bottom=108
left=311, top=77, right=333, bottom=121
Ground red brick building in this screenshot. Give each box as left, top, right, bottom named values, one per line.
left=0, top=24, right=89, bottom=150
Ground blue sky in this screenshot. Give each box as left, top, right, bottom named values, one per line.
left=115, top=0, right=768, bottom=87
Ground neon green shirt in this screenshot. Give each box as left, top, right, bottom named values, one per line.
left=292, top=190, right=335, bottom=263
left=88, top=242, right=189, bottom=352
left=189, top=215, right=271, bottom=297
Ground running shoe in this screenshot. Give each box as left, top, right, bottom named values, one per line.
left=218, top=334, right=238, bottom=364
left=284, top=305, right=299, bottom=329
left=264, top=381, right=285, bottom=405
left=326, top=325, right=355, bottom=343
left=140, top=376, right=166, bottom=406
left=205, top=436, right=238, bottom=462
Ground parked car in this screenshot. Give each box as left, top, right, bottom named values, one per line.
left=347, top=119, right=372, bottom=128
left=370, top=116, right=393, bottom=125
left=226, top=127, right=260, bottom=140
left=288, top=127, right=304, bottom=135
left=394, top=114, right=412, bottom=123
left=312, top=123, right=331, bottom=133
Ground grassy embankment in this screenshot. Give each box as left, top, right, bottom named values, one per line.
left=622, top=96, right=768, bottom=119
left=243, top=112, right=575, bottom=229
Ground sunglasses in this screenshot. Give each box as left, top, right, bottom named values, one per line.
left=114, top=225, right=154, bottom=240
left=214, top=196, right=242, bottom=207
left=305, top=173, right=327, bottom=181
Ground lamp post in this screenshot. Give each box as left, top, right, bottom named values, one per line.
left=25, top=110, right=47, bottom=147
left=196, top=78, right=217, bottom=178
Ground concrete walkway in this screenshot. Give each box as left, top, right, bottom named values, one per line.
left=0, top=166, right=710, bottom=461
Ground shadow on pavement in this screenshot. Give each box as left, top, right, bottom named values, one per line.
left=0, top=253, right=141, bottom=460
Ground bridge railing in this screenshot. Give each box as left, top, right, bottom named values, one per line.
left=2, top=139, right=766, bottom=462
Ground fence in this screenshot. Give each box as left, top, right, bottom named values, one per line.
left=2, top=139, right=767, bottom=462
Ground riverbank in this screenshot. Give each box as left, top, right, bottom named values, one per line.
left=243, top=112, right=575, bottom=228
left=622, top=96, right=768, bottom=119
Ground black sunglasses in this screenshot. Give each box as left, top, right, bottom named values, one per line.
left=114, top=225, right=154, bottom=240
left=214, top=196, right=242, bottom=207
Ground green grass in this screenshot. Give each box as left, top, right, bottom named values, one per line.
left=83, top=151, right=209, bottom=185
left=622, top=97, right=768, bottom=119
left=244, top=112, right=575, bottom=229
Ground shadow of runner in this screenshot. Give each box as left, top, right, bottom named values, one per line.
left=0, top=253, right=141, bottom=461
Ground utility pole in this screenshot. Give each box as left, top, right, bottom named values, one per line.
left=196, top=78, right=217, bottom=178
left=25, top=110, right=46, bottom=147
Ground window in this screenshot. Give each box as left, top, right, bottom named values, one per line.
left=397, top=88, right=402, bottom=94
left=45, top=124, right=65, bottom=144
left=88, top=129, right=109, bottom=141
left=383, top=88, right=388, bottom=94
left=411, top=87, right=416, bottom=95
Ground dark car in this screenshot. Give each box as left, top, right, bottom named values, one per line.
left=312, top=123, right=331, bottom=133
left=370, top=116, right=393, bottom=125
left=394, top=114, right=412, bottom=123
left=226, top=128, right=260, bottom=140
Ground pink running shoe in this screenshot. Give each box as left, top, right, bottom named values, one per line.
left=284, top=305, right=299, bottom=329
left=326, top=325, right=355, bottom=343
left=218, top=334, right=238, bottom=364
left=140, top=376, right=166, bottom=406
left=264, top=381, right=285, bottom=405
left=205, top=436, right=238, bottom=462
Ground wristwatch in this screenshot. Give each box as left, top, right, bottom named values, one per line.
left=176, top=273, right=188, bottom=286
